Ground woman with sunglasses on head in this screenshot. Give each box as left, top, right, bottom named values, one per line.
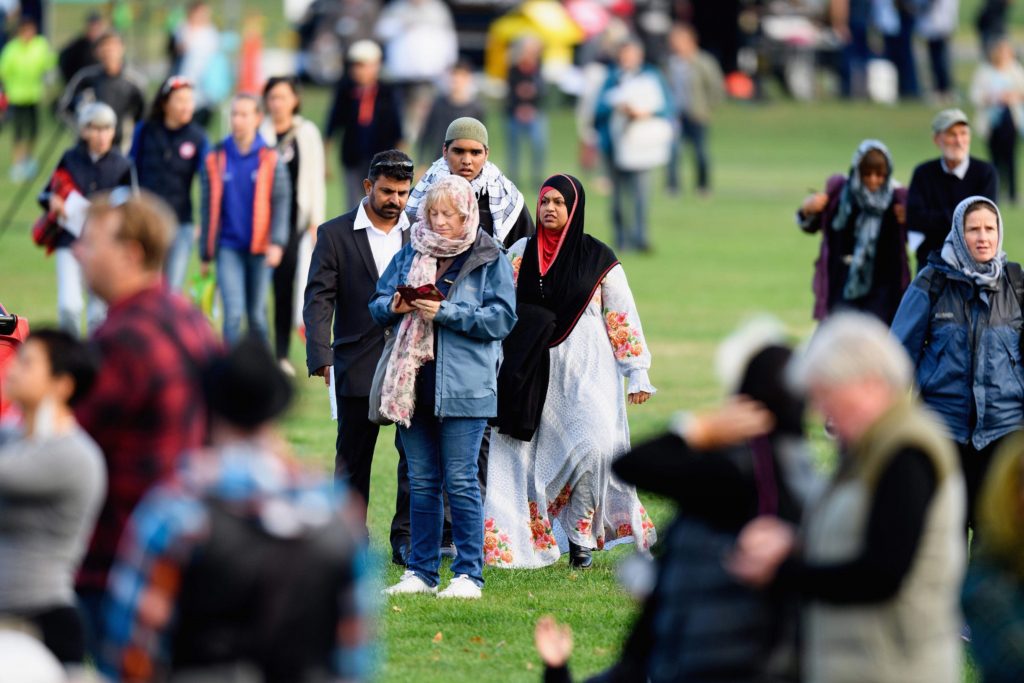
left=260, top=76, right=326, bottom=376
left=129, top=75, right=209, bottom=291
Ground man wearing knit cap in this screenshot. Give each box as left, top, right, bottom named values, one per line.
left=407, top=116, right=535, bottom=248
left=906, top=108, right=998, bottom=270
left=325, top=39, right=404, bottom=209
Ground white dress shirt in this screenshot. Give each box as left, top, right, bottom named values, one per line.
left=941, top=156, right=970, bottom=180
left=354, top=199, right=410, bottom=277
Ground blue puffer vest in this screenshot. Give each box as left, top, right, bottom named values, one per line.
left=892, top=257, right=1024, bottom=449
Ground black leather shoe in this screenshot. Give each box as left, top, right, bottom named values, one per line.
left=439, top=542, right=458, bottom=560
left=568, top=541, right=593, bottom=569
left=391, top=542, right=409, bottom=567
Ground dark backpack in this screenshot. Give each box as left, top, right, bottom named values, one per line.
left=927, top=261, right=1024, bottom=309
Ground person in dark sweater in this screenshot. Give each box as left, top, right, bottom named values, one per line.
left=130, top=75, right=208, bottom=291
left=57, top=11, right=106, bottom=85
left=40, top=102, right=134, bottom=337
left=417, top=60, right=484, bottom=167
left=536, top=318, right=815, bottom=683
left=907, top=108, right=998, bottom=271
left=59, top=32, right=146, bottom=151
left=324, top=39, right=403, bottom=210
left=729, top=313, right=965, bottom=683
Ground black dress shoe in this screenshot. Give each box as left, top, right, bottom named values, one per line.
left=439, top=541, right=458, bottom=560
left=568, top=541, right=593, bottom=569
left=391, top=543, right=409, bottom=567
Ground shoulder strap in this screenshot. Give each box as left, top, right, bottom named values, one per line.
left=1006, top=261, right=1024, bottom=310
left=927, top=270, right=947, bottom=308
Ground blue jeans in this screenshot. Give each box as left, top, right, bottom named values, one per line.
left=506, top=114, right=547, bottom=188
left=882, top=8, right=920, bottom=98
left=399, top=411, right=486, bottom=588
left=667, top=115, right=710, bottom=192
left=165, top=222, right=194, bottom=292
left=607, top=156, right=652, bottom=251
left=216, top=246, right=271, bottom=345
left=839, top=19, right=872, bottom=97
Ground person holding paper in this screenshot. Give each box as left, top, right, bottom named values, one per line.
left=39, top=102, right=133, bottom=337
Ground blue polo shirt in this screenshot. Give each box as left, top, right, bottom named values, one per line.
left=219, top=134, right=266, bottom=252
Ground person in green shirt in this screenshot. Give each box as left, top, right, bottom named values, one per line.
left=0, top=17, right=56, bottom=181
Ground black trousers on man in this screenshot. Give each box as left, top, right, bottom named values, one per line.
left=334, top=394, right=411, bottom=554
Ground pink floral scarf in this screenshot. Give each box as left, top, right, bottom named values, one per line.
left=380, top=176, right=480, bottom=426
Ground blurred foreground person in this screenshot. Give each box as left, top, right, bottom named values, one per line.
left=892, top=196, right=1022, bottom=531
left=0, top=330, right=105, bottom=670
left=72, top=190, right=219, bottom=651
left=907, top=109, right=997, bottom=269
left=102, top=336, right=372, bottom=682
left=962, top=432, right=1024, bottom=682
left=798, top=139, right=909, bottom=324
left=730, top=312, right=965, bottom=683
left=536, top=317, right=814, bottom=682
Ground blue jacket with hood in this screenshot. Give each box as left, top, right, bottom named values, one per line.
left=891, top=199, right=1024, bottom=449
left=369, top=230, right=517, bottom=419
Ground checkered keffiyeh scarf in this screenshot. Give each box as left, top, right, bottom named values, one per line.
left=408, top=158, right=524, bottom=243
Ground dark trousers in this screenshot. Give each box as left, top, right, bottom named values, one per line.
left=14, top=604, right=87, bottom=665
left=989, top=107, right=1018, bottom=202
left=668, top=116, right=710, bottom=192
left=75, top=588, right=104, bottom=663
left=926, top=38, right=952, bottom=95
left=334, top=393, right=411, bottom=551
left=839, top=19, right=872, bottom=98
left=273, top=229, right=304, bottom=360
left=958, top=436, right=1006, bottom=534
left=883, top=9, right=920, bottom=98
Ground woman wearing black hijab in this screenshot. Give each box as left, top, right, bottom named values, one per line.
left=484, top=174, right=656, bottom=570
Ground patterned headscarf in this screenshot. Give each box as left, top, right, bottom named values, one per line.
left=832, top=139, right=896, bottom=301
left=942, top=195, right=1005, bottom=288
left=379, top=175, right=479, bottom=426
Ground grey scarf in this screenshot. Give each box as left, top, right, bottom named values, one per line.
left=941, top=195, right=1006, bottom=288
left=832, top=139, right=896, bottom=301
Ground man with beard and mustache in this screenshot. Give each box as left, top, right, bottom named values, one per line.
left=304, top=149, right=414, bottom=562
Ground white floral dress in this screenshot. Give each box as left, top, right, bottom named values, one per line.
left=482, top=239, right=657, bottom=568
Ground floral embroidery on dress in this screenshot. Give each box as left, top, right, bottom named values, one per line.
left=638, top=506, right=656, bottom=549
left=591, top=288, right=602, bottom=308
left=484, top=518, right=514, bottom=566
left=528, top=501, right=557, bottom=550
left=510, top=254, right=523, bottom=286
left=575, top=509, right=595, bottom=536
left=547, top=484, right=572, bottom=517
left=616, top=523, right=634, bottom=539
left=603, top=309, right=645, bottom=361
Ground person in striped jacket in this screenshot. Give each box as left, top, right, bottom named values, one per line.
left=200, top=93, right=290, bottom=344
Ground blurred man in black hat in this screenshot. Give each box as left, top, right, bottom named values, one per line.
left=102, top=335, right=374, bottom=682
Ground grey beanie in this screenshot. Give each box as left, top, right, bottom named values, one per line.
left=77, top=102, right=118, bottom=130
left=445, top=117, right=488, bottom=147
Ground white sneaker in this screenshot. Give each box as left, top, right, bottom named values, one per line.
left=382, top=570, right=437, bottom=596
left=437, top=574, right=482, bottom=600
left=279, top=359, right=296, bottom=377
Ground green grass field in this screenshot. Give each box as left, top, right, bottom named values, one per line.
left=3, top=5, right=1015, bottom=679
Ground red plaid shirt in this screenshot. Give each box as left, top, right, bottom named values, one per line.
left=75, top=284, right=220, bottom=590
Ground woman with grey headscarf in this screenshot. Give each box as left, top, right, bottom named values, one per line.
left=798, top=139, right=910, bottom=324
left=892, top=195, right=1023, bottom=533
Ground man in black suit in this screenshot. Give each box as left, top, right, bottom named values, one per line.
left=304, top=149, right=414, bottom=564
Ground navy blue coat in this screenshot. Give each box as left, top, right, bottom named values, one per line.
left=892, top=258, right=1024, bottom=449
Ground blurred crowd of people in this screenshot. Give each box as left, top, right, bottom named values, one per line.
left=4, top=1, right=1024, bottom=682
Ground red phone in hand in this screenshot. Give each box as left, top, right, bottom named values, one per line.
left=397, top=283, right=445, bottom=305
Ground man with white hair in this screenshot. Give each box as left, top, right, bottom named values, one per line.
left=907, top=109, right=998, bottom=270
left=324, top=39, right=404, bottom=208
left=729, top=312, right=965, bottom=683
